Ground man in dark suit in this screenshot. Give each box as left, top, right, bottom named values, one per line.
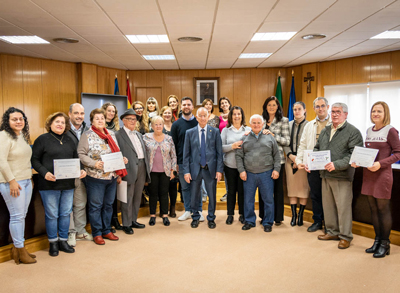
left=115, top=109, right=150, bottom=234
left=183, top=107, right=224, bottom=229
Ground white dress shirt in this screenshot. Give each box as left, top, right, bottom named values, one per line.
left=124, top=126, right=144, bottom=159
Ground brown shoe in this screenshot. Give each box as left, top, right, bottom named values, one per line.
left=93, top=236, right=105, bottom=245
left=338, top=239, right=350, bottom=249
left=318, top=234, right=340, bottom=241
left=14, top=247, right=37, bottom=264
left=102, top=232, right=119, bottom=241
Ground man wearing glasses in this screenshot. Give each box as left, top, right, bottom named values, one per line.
left=296, top=97, right=331, bottom=232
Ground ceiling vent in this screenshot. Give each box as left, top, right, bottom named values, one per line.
left=178, top=36, right=203, bottom=42
left=301, top=34, right=326, bottom=40
left=53, top=38, right=79, bottom=43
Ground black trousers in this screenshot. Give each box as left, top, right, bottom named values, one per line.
left=259, top=164, right=284, bottom=222
left=307, top=170, right=324, bottom=223
left=169, top=180, right=178, bottom=207
left=148, top=172, right=170, bottom=216
left=224, top=165, right=244, bottom=216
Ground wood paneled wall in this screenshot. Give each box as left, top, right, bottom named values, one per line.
left=127, top=68, right=287, bottom=118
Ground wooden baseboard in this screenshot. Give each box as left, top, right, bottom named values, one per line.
left=1, top=204, right=399, bottom=263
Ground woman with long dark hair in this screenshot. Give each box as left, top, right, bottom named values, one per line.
left=132, top=101, right=150, bottom=134
left=0, top=107, right=36, bottom=264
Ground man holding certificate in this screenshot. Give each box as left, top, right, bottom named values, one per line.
left=313, top=103, right=363, bottom=249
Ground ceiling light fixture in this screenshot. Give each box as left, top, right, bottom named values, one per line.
left=143, top=55, right=175, bottom=60
left=0, top=36, right=49, bottom=44
left=371, top=31, right=400, bottom=39
left=178, top=36, right=203, bottom=42
left=126, top=35, right=169, bottom=43
left=252, top=32, right=296, bottom=41
left=53, top=38, right=79, bottom=43
left=301, top=34, right=326, bottom=40
left=239, top=53, right=272, bottom=59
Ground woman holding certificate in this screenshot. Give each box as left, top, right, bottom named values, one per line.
left=352, top=102, right=400, bottom=258
left=0, top=107, right=36, bottom=264
left=283, top=102, right=309, bottom=227
left=32, top=112, right=86, bottom=257
left=143, top=116, right=177, bottom=226
left=78, top=108, right=128, bottom=245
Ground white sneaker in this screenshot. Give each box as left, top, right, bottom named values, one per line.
left=220, top=194, right=227, bottom=202
left=178, top=211, right=192, bottom=221
left=67, top=232, right=76, bottom=247
left=202, top=196, right=207, bottom=202
left=76, top=231, right=93, bottom=241
left=199, top=212, right=205, bottom=222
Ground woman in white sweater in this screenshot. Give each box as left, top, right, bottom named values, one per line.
left=0, top=107, right=36, bottom=265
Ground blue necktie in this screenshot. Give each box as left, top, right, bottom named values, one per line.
left=200, top=129, right=206, bottom=166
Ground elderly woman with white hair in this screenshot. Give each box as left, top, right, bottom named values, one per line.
left=143, top=115, right=177, bottom=226
left=235, top=114, right=281, bottom=233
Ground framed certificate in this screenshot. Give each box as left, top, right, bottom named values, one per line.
left=54, top=159, right=80, bottom=180
left=101, top=152, right=125, bottom=172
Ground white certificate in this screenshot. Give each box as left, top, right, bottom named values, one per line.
left=349, top=146, right=379, bottom=168
left=303, top=150, right=312, bottom=166
left=309, top=151, right=331, bottom=171
left=54, top=159, right=80, bottom=180
left=117, top=181, right=127, bottom=203
left=101, top=152, right=125, bottom=172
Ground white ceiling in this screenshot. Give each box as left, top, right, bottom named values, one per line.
left=0, top=0, right=399, bottom=70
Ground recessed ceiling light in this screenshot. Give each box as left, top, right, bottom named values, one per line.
left=302, top=34, right=326, bottom=40
left=126, top=35, right=169, bottom=43
left=371, top=31, right=400, bottom=39
left=178, top=36, right=203, bottom=42
left=251, top=32, right=296, bottom=41
left=239, top=53, right=272, bottom=59
left=0, top=36, right=49, bottom=44
left=53, top=38, right=79, bottom=44
left=143, top=55, right=175, bottom=60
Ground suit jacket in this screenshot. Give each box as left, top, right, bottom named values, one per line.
left=115, top=128, right=151, bottom=185
left=66, top=121, right=89, bottom=148
left=182, top=125, right=224, bottom=180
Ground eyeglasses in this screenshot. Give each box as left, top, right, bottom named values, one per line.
left=331, top=111, right=342, bottom=115
left=315, top=105, right=326, bottom=109
left=134, top=107, right=144, bottom=111
left=124, top=118, right=137, bottom=122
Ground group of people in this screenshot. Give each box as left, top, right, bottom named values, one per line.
left=1, top=93, right=399, bottom=265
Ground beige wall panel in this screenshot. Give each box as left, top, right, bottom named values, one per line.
left=22, top=57, right=43, bottom=141
left=129, top=71, right=146, bottom=102
left=352, top=56, right=370, bottom=84
left=335, top=59, right=353, bottom=85
left=250, top=68, right=269, bottom=117
left=60, top=62, right=78, bottom=115
left=371, top=52, right=391, bottom=82
left=302, top=63, right=318, bottom=115
left=80, top=63, right=97, bottom=94
left=42, top=60, right=61, bottom=119
left=233, top=69, right=251, bottom=116
left=391, top=51, right=400, bottom=80
left=146, top=71, right=163, bottom=88
left=163, top=71, right=181, bottom=106
left=181, top=70, right=198, bottom=100
left=1, top=55, right=24, bottom=111
left=319, top=61, right=336, bottom=97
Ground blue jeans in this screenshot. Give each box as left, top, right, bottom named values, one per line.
left=85, top=176, right=117, bottom=237
left=243, top=170, right=274, bottom=226
left=40, top=189, right=74, bottom=242
left=0, top=179, right=32, bottom=248
left=179, top=164, right=202, bottom=212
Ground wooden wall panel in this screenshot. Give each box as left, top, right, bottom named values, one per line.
left=0, top=57, right=3, bottom=115
left=163, top=71, right=181, bottom=106
left=181, top=70, right=198, bottom=99
left=79, top=63, right=97, bottom=94
left=96, top=67, right=109, bottom=94
left=391, top=51, right=400, bottom=80
left=216, top=69, right=233, bottom=101
left=136, top=88, right=147, bottom=104
left=302, top=63, right=318, bottom=115
left=352, top=55, right=370, bottom=83
left=335, top=59, right=353, bottom=85
left=60, top=62, right=78, bottom=114
left=250, top=69, right=269, bottom=116
left=198, top=70, right=216, bottom=77
left=319, top=61, right=336, bottom=97
left=42, top=60, right=61, bottom=119
left=146, top=71, right=163, bottom=88
left=1, top=55, right=24, bottom=110
left=129, top=70, right=146, bottom=101
left=22, top=57, right=43, bottom=140
left=371, top=52, right=391, bottom=82
left=233, top=69, right=251, bottom=116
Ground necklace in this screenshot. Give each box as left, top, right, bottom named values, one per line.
left=50, top=133, right=64, bottom=145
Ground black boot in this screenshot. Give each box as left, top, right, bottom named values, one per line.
left=373, top=240, right=390, bottom=258
left=290, top=204, right=297, bottom=226
left=298, top=205, right=306, bottom=226
left=59, top=240, right=75, bottom=253
left=366, top=238, right=381, bottom=253
left=49, top=241, right=59, bottom=257
left=111, top=216, right=122, bottom=230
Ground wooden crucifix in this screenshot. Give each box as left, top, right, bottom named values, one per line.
left=304, top=72, right=314, bottom=93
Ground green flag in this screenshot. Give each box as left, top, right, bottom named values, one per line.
left=275, top=76, right=283, bottom=106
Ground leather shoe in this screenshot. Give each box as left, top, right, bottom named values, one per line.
left=242, top=223, right=253, bottom=230
left=111, top=217, right=123, bottom=230
left=307, top=222, right=323, bottom=232
left=122, top=226, right=134, bottom=235
left=93, top=236, right=105, bottom=245
left=149, top=217, right=156, bottom=226
left=59, top=240, right=75, bottom=253
left=338, top=239, right=351, bottom=249
left=226, top=215, right=233, bottom=225
left=49, top=241, right=59, bottom=256
left=131, top=221, right=145, bottom=229
left=102, top=232, right=119, bottom=241
left=264, top=225, right=272, bottom=232
left=163, top=217, right=170, bottom=226
left=208, top=220, right=216, bottom=229
left=275, top=221, right=282, bottom=226
left=191, top=220, right=199, bottom=228
left=318, top=234, right=340, bottom=241
left=110, top=227, right=116, bottom=233
left=239, top=214, right=244, bottom=224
